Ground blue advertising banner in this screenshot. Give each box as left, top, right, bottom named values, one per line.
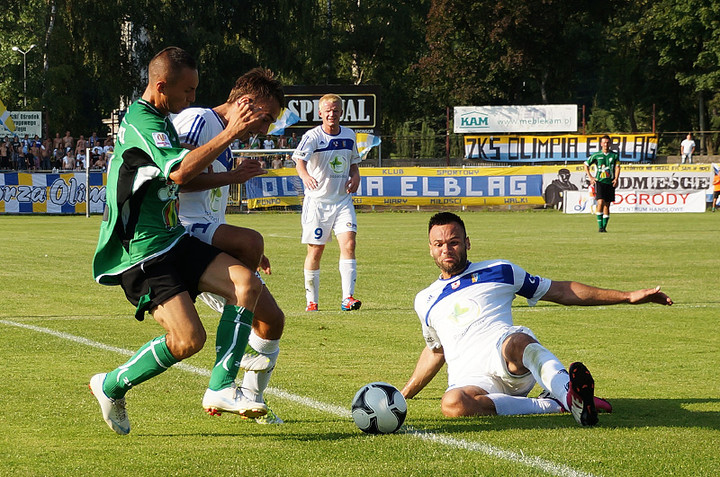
left=245, top=167, right=545, bottom=208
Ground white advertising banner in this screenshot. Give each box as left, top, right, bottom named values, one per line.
left=454, top=105, right=577, bottom=134
left=563, top=190, right=707, bottom=214
left=5, top=111, right=42, bottom=138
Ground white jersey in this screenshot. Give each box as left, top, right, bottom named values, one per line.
left=680, top=139, right=695, bottom=154
left=292, top=125, right=361, bottom=203
left=173, top=107, right=233, bottom=225
left=414, top=260, right=552, bottom=388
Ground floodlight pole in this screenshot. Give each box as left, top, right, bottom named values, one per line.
left=11, top=44, right=36, bottom=108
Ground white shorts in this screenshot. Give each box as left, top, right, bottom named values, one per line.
left=184, top=219, right=222, bottom=245
left=446, top=325, right=538, bottom=397
left=301, top=195, right=357, bottom=245
left=183, top=219, right=265, bottom=313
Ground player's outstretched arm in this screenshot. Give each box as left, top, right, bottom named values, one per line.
left=542, top=281, right=673, bottom=306
left=626, top=286, right=673, bottom=305
left=401, top=346, right=445, bottom=400
left=180, top=158, right=266, bottom=192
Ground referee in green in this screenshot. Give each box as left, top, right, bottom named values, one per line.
left=584, top=134, right=620, bottom=232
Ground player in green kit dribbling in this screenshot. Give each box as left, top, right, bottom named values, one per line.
left=89, top=47, right=273, bottom=435
left=584, top=134, right=620, bottom=232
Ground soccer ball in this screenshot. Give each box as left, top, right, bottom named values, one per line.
left=351, top=382, right=407, bottom=434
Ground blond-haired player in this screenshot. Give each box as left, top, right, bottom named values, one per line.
left=292, top=94, right=362, bottom=312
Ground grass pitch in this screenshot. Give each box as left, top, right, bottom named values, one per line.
left=0, top=210, right=718, bottom=476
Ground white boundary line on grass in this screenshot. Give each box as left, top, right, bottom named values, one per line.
left=1, top=318, right=596, bottom=477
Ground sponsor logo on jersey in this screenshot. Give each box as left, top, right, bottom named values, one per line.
left=471, top=273, right=479, bottom=283
left=451, top=280, right=460, bottom=290
left=162, top=199, right=179, bottom=229
left=152, top=132, right=172, bottom=148
left=329, top=155, right=346, bottom=173
left=210, top=187, right=223, bottom=213
left=446, top=298, right=480, bottom=327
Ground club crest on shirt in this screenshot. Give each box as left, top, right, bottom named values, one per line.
left=447, top=298, right=480, bottom=327
left=329, top=155, right=346, bottom=173
left=152, top=132, right=172, bottom=148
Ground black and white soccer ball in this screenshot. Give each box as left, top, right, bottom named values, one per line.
left=351, top=382, right=407, bottom=434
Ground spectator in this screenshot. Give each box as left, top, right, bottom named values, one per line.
left=53, top=132, right=63, bottom=151
left=263, top=136, right=275, bottom=149
left=0, top=139, right=9, bottom=169
left=76, top=148, right=87, bottom=169
left=271, top=155, right=283, bottom=169
left=102, top=138, right=114, bottom=161
left=11, top=135, right=21, bottom=169
left=30, top=140, right=41, bottom=170
left=52, top=148, right=64, bottom=169
left=90, top=144, right=103, bottom=166
left=16, top=138, right=27, bottom=170
left=680, top=133, right=695, bottom=164
left=76, top=134, right=87, bottom=156
left=41, top=137, right=52, bottom=170
left=287, top=132, right=298, bottom=149
left=89, top=132, right=100, bottom=148
left=62, top=130, right=74, bottom=151
left=62, top=149, right=75, bottom=170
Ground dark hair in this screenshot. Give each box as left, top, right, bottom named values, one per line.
left=601, top=134, right=611, bottom=141
left=428, top=212, right=466, bottom=236
left=149, top=47, right=197, bottom=85
left=226, top=67, right=284, bottom=108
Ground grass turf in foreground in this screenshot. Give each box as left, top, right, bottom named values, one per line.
left=0, top=210, right=718, bottom=476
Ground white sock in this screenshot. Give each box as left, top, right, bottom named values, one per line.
left=339, top=259, right=357, bottom=298
left=241, top=342, right=280, bottom=403
left=522, top=342, right=570, bottom=408
left=241, top=364, right=277, bottom=403
left=304, top=269, right=320, bottom=304
left=486, top=393, right=563, bottom=415
left=248, top=331, right=280, bottom=356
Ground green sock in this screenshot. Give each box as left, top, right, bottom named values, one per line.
left=602, top=215, right=609, bottom=228
left=596, top=214, right=603, bottom=229
left=103, top=335, right=179, bottom=399
left=208, top=305, right=254, bottom=391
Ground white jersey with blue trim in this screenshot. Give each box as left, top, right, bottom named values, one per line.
left=172, top=107, right=233, bottom=225
left=414, top=260, right=551, bottom=379
left=292, top=125, right=361, bottom=203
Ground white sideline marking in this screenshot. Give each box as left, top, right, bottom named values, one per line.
left=1, top=318, right=596, bottom=477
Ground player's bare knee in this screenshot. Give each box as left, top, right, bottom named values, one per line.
left=441, top=391, right=471, bottom=417
left=244, top=229, right=265, bottom=267
left=252, top=306, right=285, bottom=339
left=442, top=389, right=495, bottom=417
left=228, top=269, right=263, bottom=305
left=168, top=329, right=206, bottom=360
left=503, top=332, right=538, bottom=369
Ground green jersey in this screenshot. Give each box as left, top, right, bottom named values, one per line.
left=93, top=99, right=190, bottom=285
left=585, top=151, right=619, bottom=184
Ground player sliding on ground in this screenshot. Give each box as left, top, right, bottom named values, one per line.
left=401, top=212, right=673, bottom=426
